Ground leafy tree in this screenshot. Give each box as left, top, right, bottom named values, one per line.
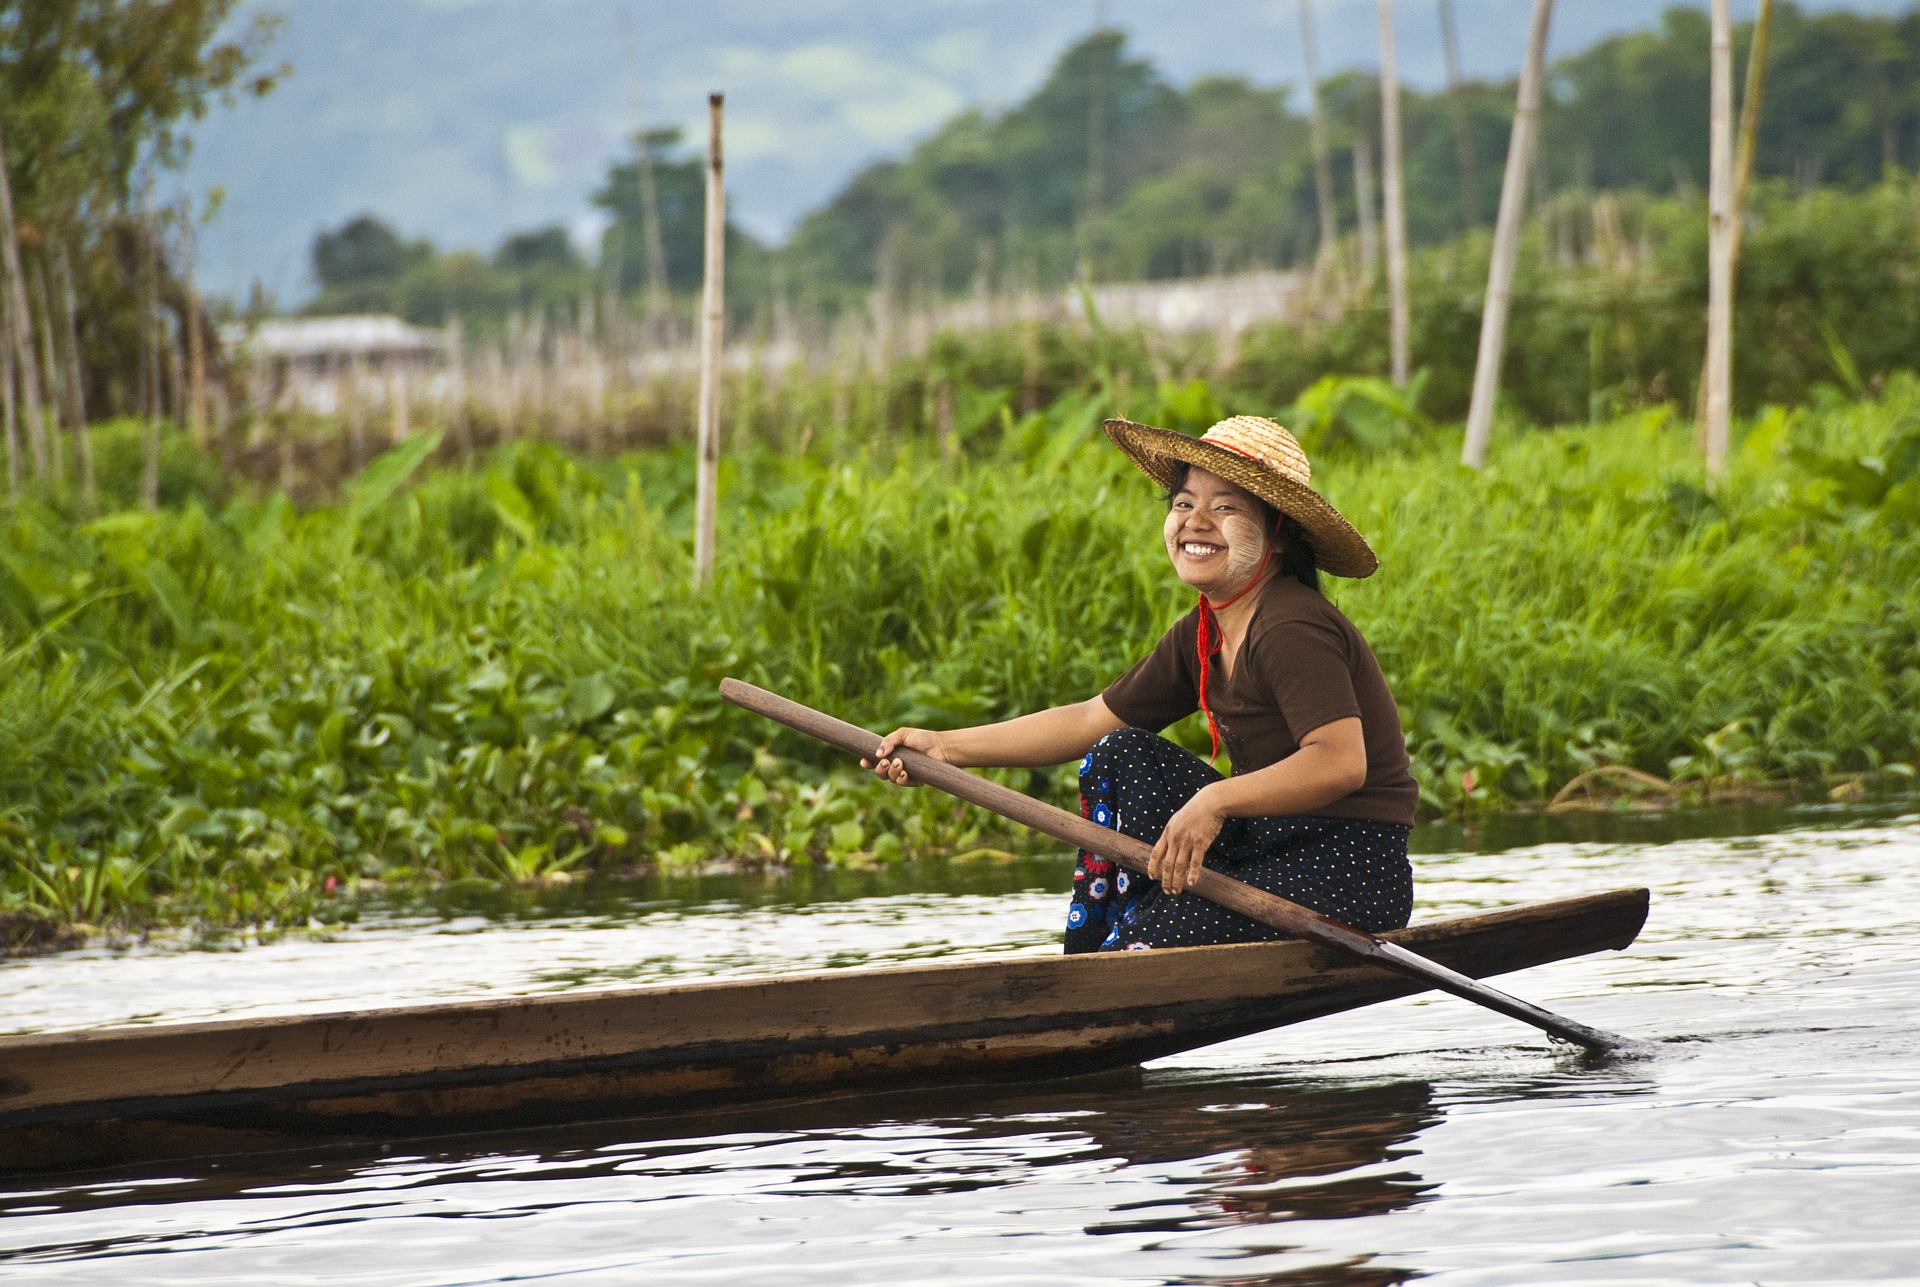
left=494, top=226, right=580, bottom=274
left=1, top=0, right=285, bottom=420
left=310, top=214, right=432, bottom=313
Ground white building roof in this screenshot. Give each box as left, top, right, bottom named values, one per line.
left=220, top=314, right=444, bottom=359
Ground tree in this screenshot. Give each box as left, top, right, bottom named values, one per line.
left=311, top=215, right=433, bottom=313
left=1, top=0, right=284, bottom=432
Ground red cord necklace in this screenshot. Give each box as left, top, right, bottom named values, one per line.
left=1195, top=545, right=1274, bottom=764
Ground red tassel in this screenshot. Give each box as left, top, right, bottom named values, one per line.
left=1195, top=546, right=1273, bottom=763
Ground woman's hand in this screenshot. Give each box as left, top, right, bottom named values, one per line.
left=861, top=728, right=952, bottom=786
left=1150, top=786, right=1225, bottom=895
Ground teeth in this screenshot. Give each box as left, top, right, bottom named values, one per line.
left=1182, top=543, right=1221, bottom=555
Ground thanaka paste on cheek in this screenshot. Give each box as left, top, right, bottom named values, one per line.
left=1220, top=513, right=1268, bottom=589
left=1163, top=508, right=1185, bottom=566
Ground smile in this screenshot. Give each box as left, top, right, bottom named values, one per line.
left=1181, top=542, right=1223, bottom=557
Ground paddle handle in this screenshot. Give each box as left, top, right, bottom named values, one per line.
left=719, top=678, right=1626, bottom=1052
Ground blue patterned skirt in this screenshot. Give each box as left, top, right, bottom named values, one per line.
left=1064, top=726, right=1414, bottom=953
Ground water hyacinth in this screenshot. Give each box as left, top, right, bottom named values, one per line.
left=2, top=381, right=1917, bottom=943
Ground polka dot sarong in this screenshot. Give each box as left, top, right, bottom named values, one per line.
left=1063, top=727, right=1413, bottom=954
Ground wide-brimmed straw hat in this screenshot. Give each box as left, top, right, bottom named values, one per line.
left=1104, top=414, right=1379, bottom=578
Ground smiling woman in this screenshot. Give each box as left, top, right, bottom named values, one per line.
left=866, top=415, right=1418, bottom=954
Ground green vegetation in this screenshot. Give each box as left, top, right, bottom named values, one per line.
left=3, top=381, right=1917, bottom=944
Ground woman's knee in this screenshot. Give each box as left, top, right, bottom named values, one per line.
left=1080, top=726, right=1158, bottom=779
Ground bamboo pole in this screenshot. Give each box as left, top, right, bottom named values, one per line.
left=693, top=92, right=726, bottom=588
left=619, top=7, right=672, bottom=344
left=0, top=121, right=47, bottom=476
left=1298, top=0, right=1344, bottom=295
left=1461, top=0, right=1554, bottom=470
left=52, top=243, right=93, bottom=509
left=1377, top=0, right=1411, bottom=386
left=186, top=288, right=207, bottom=449
left=1729, top=1, right=1773, bottom=308
left=1704, top=0, right=1734, bottom=477
left=1081, top=19, right=1108, bottom=283
left=1437, top=0, right=1482, bottom=228
left=2, top=307, right=16, bottom=503
left=1695, top=0, right=1773, bottom=434
left=29, top=255, right=64, bottom=483
left=1353, top=138, right=1380, bottom=285
left=138, top=207, right=161, bottom=510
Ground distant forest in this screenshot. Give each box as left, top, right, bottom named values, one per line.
left=308, top=3, right=1920, bottom=327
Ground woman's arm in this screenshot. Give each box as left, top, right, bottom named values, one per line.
left=863, top=696, right=1126, bottom=785
left=1149, top=716, right=1368, bottom=894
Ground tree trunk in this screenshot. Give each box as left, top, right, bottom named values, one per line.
left=0, top=121, right=47, bottom=476
left=1377, top=0, right=1412, bottom=387
left=1704, top=0, right=1734, bottom=477
left=693, top=93, right=726, bottom=588
left=1461, top=0, right=1554, bottom=470
left=1437, top=0, right=1482, bottom=228
left=1298, top=0, right=1344, bottom=296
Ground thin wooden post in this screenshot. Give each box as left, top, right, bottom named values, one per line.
left=935, top=377, right=955, bottom=459
left=0, top=120, right=47, bottom=476
left=1730, top=0, right=1775, bottom=271
left=1462, top=0, right=1554, bottom=470
left=52, top=243, right=93, bottom=510
left=1080, top=20, right=1108, bottom=282
left=1437, top=0, right=1481, bottom=228
left=1704, top=0, right=1734, bottom=477
left=29, top=255, right=65, bottom=484
left=2, top=308, right=16, bottom=504
left=138, top=208, right=160, bottom=510
left=1298, top=0, right=1344, bottom=295
left=186, top=289, right=207, bottom=449
left=619, top=8, right=673, bottom=345
left=1377, top=0, right=1411, bottom=387
left=1696, top=0, right=1773, bottom=432
left=693, top=92, right=726, bottom=588
left=1353, top=138, right=1380, bottom=285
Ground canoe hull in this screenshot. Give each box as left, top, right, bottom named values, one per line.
left=0, top=889, right=1647, bottom=1170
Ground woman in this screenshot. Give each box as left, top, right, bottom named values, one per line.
left=866, top=414, right=1418, bottom=952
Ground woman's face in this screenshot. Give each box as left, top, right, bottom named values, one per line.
left=1163, top=467, right=1271, bottom=599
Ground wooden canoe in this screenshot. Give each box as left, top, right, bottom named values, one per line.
left=0, top=888, right=1647, bottom=1173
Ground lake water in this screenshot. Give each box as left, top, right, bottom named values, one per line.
left=3, top=805, right=1918, bottom=1285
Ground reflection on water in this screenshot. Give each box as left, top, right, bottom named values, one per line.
left=0, top=1071, right=1442, bottom=1287
left=2, top=805, right=1919, bottom=1284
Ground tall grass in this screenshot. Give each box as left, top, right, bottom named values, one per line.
left=3, top=379, right=1917, bottom=940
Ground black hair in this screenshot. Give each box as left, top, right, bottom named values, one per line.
left=1164, top=462, right=1322, bottom=594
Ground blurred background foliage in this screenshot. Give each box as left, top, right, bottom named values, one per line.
left=295, top=6, right=1920, bottom=329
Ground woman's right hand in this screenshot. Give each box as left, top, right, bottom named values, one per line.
left=862, top=728, right=953, bottom=786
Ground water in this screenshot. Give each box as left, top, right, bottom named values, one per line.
left=3, top=806, right=1918, bottom=1284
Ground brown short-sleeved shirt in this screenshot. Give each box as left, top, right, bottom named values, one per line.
left=1101, top=575, right=1419, bottom=826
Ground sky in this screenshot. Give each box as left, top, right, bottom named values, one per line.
left=171, top=0, right=1906, bottom=304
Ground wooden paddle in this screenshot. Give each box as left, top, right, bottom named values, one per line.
left=720, top=678, right=1630, bottom=1053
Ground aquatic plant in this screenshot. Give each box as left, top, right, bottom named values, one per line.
left=2, top=380, right=1917, bottom=942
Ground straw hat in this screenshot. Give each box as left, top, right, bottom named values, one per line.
left=1104, top=414, right=1378, bottom=578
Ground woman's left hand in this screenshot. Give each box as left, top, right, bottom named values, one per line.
left=1150, top=787, right=1225, bottom=895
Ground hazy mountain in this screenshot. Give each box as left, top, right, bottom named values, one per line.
left=172, top=0, right=1905, bottom=303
